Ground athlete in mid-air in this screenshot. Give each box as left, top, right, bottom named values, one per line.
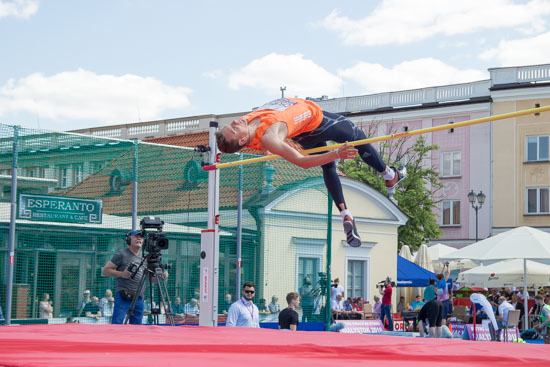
left=216, top=97, right=406, bottom=247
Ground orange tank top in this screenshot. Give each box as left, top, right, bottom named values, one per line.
left=241, top=98, right=323, bottom=151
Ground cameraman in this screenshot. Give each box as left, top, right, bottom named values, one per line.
left=378, top=278, right=393, bottom=331
left=102, top=230, right=149, bottom=324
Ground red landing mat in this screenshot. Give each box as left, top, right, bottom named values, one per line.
left=0, top=324, right=548, bottom=367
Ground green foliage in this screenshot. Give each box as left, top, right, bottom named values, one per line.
left=339, top=134, right=443, bottom=251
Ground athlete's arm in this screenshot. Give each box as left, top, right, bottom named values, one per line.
left=260, top=123, right=357, bottom=169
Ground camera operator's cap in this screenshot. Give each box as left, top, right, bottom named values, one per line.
left=128, top=230, right=142, bottom=237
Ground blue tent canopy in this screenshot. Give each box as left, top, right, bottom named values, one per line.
left=396, top=255, right=436, bottom=287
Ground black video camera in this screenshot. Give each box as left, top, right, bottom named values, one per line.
left=140, top=217, right=169, bottom=253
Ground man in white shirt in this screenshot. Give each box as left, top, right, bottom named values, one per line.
left=331, top=293, right=348, bottom=321
left=331, top=278, right=344, bottom=301
left=184, top=298, right=200, bottom=317
left=494, top=296, right=515, bottom=341
left=226, top=281, right=260, bottom=328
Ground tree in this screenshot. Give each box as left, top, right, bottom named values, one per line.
left=339, top=128, right=443, bottom=250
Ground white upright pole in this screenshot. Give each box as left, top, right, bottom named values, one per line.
left=199, top=121, right=220, bottom=326
left=523, top=259, right=529, bottom=330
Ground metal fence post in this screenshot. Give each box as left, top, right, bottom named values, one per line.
left=325, top=193, right=332, bottom=330
left=132, top=140, right=138, bottom=230
left=6, top=125, right=20, bottom=325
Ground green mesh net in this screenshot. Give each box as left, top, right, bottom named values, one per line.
left=0, top=124, right=332, bottom=326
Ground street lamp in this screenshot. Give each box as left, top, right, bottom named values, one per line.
left=467, top=190, right=486, bottom=242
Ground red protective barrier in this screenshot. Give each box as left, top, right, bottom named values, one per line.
left=0, top=324, right=548, bottom=367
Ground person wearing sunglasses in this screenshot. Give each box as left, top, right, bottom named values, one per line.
left=226, top=281, right=260, bottom=328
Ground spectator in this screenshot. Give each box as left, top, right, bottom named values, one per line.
left=491, top=296, right=514, bottom=341
left=468, top=302, right=487, bottom=324
left=487, top=288, right=500, bottom=308
left=436, top=263, right=451, bottom=323
left=184, top=298, right=200, bottom=317
left=331, top=278, right=344, bottom=301
left=226, top=281, right=260, bottom=328
left=534, top=294, right=550, bottom=344
left=353, top=297, right=364, bottom=312
left=77, top=290, right=91, bottom=317
left=417, top=299, right=444, bottom=338
left=396, top=296, right=407, bottom=314
left=172, top=297, right=185, bottom=317
left=423, top=278, right=436, bottom=302
left=299, top=277, right=314, bottom=322
left=102, top=297, right=115, bottom=318
left=331, top=293, right=348, bottom=321
left=517, top=287, right=529, bottom=300
left=219, top=293, right=232, bottom=315
left=510, top=293, right=525, bottom=329
left=279, top=292, right=300, bottom=331
left=83, top=296, right=102, bottom=321
left=504, top=287, right=514, bottom=300
left=268, top=296, right=280, bottom=314
left=0, top=304, right=3, bottom=320
left=258, top=298, right=270, bottom=315
left=372, top=295, right=382, bottom=318
left=99, top=289, right=113, bottom=310
left=39, top=293, right=53, bottom=319
left=410, top=295, right=425, bottom=311
left=379, top=278, right=393, bottom=331
left=343, top=297, right=360, bottom=319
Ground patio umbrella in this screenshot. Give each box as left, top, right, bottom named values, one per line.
left=457, top=259, right=550, bottom=287
left=414, top=244, right=434, bottom=299
left=441, top=226, right=550, bottom=329
left=428, top=243, right=477, bottom=272
left=398, top=245, right=414, bottom=305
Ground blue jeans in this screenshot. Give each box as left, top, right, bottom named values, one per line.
left=111, top=292, right=144, bottom=324
left=380, top=304, right=393, bottom=331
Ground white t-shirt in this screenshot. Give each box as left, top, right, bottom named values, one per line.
left=331, top=299, right=344, bottom=311
left=331, top=284, right=344, bottom=301
left=498, top=301, right=515, bottom=322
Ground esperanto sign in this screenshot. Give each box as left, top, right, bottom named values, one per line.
left=18, top=194, right=103, bottom=224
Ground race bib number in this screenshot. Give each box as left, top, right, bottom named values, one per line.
left=257, top=98, right=297, bottom=111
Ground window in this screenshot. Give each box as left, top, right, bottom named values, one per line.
left=298, top=257, right=320, bottom=288
left=441, top=200, right=460, bottom=225
left=73, top=164, right=84, bottom=184
left=347, top=260, right=365, bottom=299
left=526, top=135, right=549, bottom=162
left=441, top=151, right=461, bottom=177
left=58, top=166, right=69, bottom=188
left=527, top=188, right=550, bottom=214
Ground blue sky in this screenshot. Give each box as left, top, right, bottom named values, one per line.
left=1, top=0, right=549, bottom=131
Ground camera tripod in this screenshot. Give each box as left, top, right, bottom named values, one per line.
left=124, top=256, right=175, bottom=326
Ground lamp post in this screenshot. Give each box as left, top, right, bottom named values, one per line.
left=467, top=190, right=486, bottom=242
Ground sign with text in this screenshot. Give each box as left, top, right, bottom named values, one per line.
left=338, top=320, right=384, bottom=334
left=449, top=322, right=467, bottom=338
left=18, top=194, right=103, bottom=224
left=463, top=324, right=519, bottom=342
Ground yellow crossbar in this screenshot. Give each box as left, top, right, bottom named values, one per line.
left=203, top=105, right=550, bottom=171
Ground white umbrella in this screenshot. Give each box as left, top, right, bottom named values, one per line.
left=428, top=243, right=478, bottom=272
left=441, top=226, right=550, bottom=329
left=458, top=259, right=550, bottom=287
left=413, top=244, right=434, bottom=299
left=398, top=245, right=414, bottom=305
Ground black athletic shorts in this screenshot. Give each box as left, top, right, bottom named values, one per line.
left=418, top=300, right=444, bottom=327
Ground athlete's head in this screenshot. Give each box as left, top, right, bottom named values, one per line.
left=216, top=118, right=249, bottom=153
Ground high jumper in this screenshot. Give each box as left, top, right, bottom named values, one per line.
left=215, top=97, right=406, bottom=247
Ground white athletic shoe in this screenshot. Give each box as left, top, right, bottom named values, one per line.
left=343, top=216, right=361, bottom=247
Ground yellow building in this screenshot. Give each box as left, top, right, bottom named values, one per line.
left=490, top=65, right=550, bottom=233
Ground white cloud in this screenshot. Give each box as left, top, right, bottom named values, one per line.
left=0, top=69, right=193, bottom=127
left=228, top=53, right=343, bottom=98
left=0, top=0, right=38, bottom=19
left=480, top=32, right=550, bottom=66
left=320, top=0, right=550, bottom=46
left=339, top=58, right=487, bottom=94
